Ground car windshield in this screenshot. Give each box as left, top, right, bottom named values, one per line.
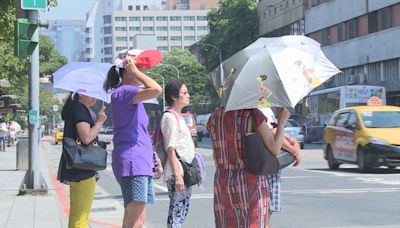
left=285, top=119, right=299, bottom=127
left=361, top=111, right=400, bottom=128
left=183, top=116, right=194, bottom=126
left=58, top=128, right=64, bottom=132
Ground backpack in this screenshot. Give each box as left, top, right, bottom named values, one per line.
left=152, top=109, right=179, bottom=178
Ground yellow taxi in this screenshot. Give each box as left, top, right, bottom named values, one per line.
left=323, top=103, right=400, bottom=172
left=54, top=125, right=64, bottom=144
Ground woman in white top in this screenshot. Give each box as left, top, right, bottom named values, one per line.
left=161, top=79, right=195, bottom=228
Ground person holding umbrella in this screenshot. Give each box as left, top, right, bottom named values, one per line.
left=104, top=49, right=162, bottom=228
left=207, top=107, right=291, bottom=228
left=57, top=92, right=107, bottom=228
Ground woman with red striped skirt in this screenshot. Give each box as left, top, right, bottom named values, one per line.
left=207, top=108, right=290, bottom=228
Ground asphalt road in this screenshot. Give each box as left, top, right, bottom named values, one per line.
left=46, top=134, right=400, bottom=228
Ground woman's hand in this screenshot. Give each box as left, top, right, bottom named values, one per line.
left=175, top=175, right=185, bottom=192
left=124, top=56, right=139, bottom=74
left=96, top=105, right=107, bottom=126
left=288, top=137, right=301, bottom=166
left=277, top=107, right=290, bottom=124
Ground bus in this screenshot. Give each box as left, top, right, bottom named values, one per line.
left=303, top=85, right=386, bottom=143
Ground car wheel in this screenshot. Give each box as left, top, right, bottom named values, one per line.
left=300, top=142, right=304, bottom=149
left=387, top=166, right=396, bottom=170
left=327, top=146, right=340, bottom=170
left=55, top=142, right=58, bottom=145
left=357, top=147, right=369, bottom=173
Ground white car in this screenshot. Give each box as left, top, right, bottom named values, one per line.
left=284, top=119, right=305, bottom=149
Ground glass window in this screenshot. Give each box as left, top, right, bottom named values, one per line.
left=197, top=16, right=207, bottom=21
left=348, top=18, right=358, bottom=39
left=115, top=17, right=126, bottom=21
left=184, top=36, right=195, bottom=41
left=184, top=26, right=195, bottom=31
left=115, top=27, right=127, bottom=31
left=156, top=16, right=168, bottom=21
left=170, top=26, right=182, bottom=31
left=380, top=7, right=391, bottom=30
left=129, top=16, right=140, bottom=21
left=157, top=36, right=168, bottom=41
left=103, top=15, right=111, bottom=24
left=104, top=47, right=112, bottom=55
left=156, top=26, right=168, bottom=31
left=368, top=11, right=377, bottom=33
left=143, top=16, right=154, bottom=21
left=170, top=36, right=181, bottom=41
left=171, top=46, right=181, bottom=50
left=170, top=16, right=182, bottom=21
left=183, top=16, right=195, bottom=21
left=335, top=112, right=350, bottom=127
left=104, top=37, right=112, bottom=44
left=129, top=26, right=141, bottom=31
left=116, top=37, right=127, bottom=41
left=103, top=26, right=112, bottom=34
left=136, top=5, right=140, bottom=10
left=128, top=5, right=133, bottom=10
left=197, top=26, right=208, bottom=31
left=328, top=112, right=339, bottom=126
left=338, top=23, right=345, bottom=42
left=361, top=111, right=400, bottom=128
left=116, top=47, right=126, bottom=51
left=321, top=28, right=329, bottom=46
left=143, top=26, right=154, bottom=31
left=157, top=46, right=169, bottom=51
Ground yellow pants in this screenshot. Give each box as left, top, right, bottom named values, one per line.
left=68, top=176, right=96, bottom=228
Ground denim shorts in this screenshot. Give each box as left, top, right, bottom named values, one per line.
left=116, top=175, right=155, bottom=207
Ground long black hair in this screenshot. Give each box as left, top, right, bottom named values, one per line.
left=165, top=79, right=185, bottom=106
left=103, top=66, right=125, bottom=92
left=61, top=92, right=79, bottom=121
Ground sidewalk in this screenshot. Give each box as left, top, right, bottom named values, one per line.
left=0, top=141, right=67, bottom=228
left=0, top=137, right=124, bottom=228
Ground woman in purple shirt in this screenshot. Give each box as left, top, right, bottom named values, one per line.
left=104, top=54, right=162, bottom=228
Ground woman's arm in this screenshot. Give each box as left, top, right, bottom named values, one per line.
left=166, top=147, right=185, bottom=192
left=258, top=107, right=291, bottom=155
left=76, top=106, right=107, bottom=144
left=124, top=58, right=162, bottom=103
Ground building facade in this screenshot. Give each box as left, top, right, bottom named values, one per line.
left=41, top=20, right=86, bottom=62
left=306, top=0, right=400, bottom=106
left=258, top=0, right=306, bottom=37
left=85, top=0, right=219, bottom=63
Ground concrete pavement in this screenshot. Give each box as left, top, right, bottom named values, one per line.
left=0, top=136, right=124, bottom=228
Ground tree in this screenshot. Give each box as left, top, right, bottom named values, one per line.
left=200, top=0, right=259, bottom=72
left=0, top=0, right=65, bottom=121
left=149, top=49, right=218, bottom=114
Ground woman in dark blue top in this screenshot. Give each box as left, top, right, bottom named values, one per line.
left=57, top=92, right=107, bottom=228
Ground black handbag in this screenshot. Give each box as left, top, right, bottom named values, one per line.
left=63, top=137, right=108, bottom=171
left=176, top=151, right=201, bottom=187
left=244, top=112, right=280, bottom=176
left=278, top=150, right=296, bottom=169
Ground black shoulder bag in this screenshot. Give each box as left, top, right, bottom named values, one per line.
left=244, top=111, right=280, bottom=175
left=63, top=137, right=108, bottom=171
left=175, top=151, right=201, bottom=187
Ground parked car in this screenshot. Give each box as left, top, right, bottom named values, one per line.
left=284, top=119, right=304, bottom=149
left=323, top=105, right=400, bottom=172
left=103, top=126, right=113, bottom=134
left=54, top=125, right=64, bottom=144
left=181, top=112, right=198, bottom=147
left=196, top=114, right=211, bottom=141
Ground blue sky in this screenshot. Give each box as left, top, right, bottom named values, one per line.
left=40, top=0, right=95, bottom=21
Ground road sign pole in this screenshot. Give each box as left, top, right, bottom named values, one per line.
left=19, top=9, right=48, bottom=195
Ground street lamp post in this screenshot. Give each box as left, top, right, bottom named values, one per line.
left=198, top=43, right=224, bottom=88
left=147, top=71, right=165, bottom=111
left=158, top=63, right=180, bottom=79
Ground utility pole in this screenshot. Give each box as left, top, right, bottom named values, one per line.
left=16, top=0, right=49, bottom=195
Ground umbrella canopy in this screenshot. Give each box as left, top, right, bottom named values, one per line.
left=210, top=36, right=341, bottom=111
left=53, top=62, right=113, bottom=103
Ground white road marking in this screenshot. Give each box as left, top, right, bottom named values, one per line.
left=156, top=193, right=214, bottom=201
left=282, top=187, right=400, bottom=194
left=154, top=182, right=168, bottom=192
left=281, top=176, right=317, bottom=179
left=354, top=177, right=400, bottom=186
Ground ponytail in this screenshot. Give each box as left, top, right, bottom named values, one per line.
left=103, top=66, right=125, bottom=92
left=61, top=92, right=79, bottom=121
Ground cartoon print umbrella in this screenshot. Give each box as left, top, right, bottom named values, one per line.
left=210, top=35, right=341, bottom=111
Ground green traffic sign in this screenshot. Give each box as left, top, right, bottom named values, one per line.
left=29, top=109, right=38, bottom=125
left=21, top=0, right=47, bottom=10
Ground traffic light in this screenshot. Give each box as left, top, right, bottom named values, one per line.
left=14, top=18, right=38, bottom=58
